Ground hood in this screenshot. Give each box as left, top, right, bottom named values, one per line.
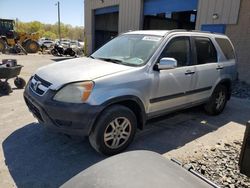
left=35, top=57, right=133, bottom=90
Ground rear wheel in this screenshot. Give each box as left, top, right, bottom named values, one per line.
left=51, top=49, right=58, bottom=56
left=204, top=85, right=228, bottom=115
left=89, top=105, right=137, bottom=155
left=0, top=39, right=6, bottom=53
left=24, top=40, right=39, bottom=53
left=14, top=77, right=26, bottom=89
left=69, top=50, right=76, bottom=57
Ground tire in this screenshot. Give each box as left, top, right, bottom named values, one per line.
left=14, top=77, right=26, bottom=89
left=89, top=105, right=137, bottom=155
left=0, top=39, right=6, bottom=53
left=69, top=50, right=76, bottom=57
left=24, top=40, right=39, bottom=53
left=51, top=49, right=58, bottom=56
left=14, top=45, right=22, bottom=54
left=0, top=82, right=12, bottom=95
left=204, top=85, right=228, bottom=115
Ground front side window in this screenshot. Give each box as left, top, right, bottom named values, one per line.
left=159, top=36, right=191, bottom=67
left=91, top=34, right=163, bottom=66
left=194, top=37, right=217, bottom=65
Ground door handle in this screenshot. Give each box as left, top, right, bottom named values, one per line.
left=216, top=65, right=224, bottom=70
left=185, top=70, right=195, bottom=75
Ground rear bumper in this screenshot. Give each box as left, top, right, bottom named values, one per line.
left=24, top=81, right=104, bottom=136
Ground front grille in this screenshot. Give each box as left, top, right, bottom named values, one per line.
left=24, top=97, right=44, bottom=122
left=30, top=74, right=52, bottom=96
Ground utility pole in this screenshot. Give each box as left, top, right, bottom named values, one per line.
left=56, top=1, right=61, bottom=42
left=15, top=18, right=18, bottom=31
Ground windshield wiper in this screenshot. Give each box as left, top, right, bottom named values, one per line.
left=89, top=55, right=95, bottom=59
left=97, top=58, right=123, bottom=64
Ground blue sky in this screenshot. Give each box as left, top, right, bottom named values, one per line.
left=0, top=0, right=84, bottom=26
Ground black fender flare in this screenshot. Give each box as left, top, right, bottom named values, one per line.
left=91, top=95, right=147, bottom=133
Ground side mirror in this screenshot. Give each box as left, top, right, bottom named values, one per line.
left=157, top=58, right=177, bottom=70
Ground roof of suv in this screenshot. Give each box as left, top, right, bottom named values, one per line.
left=125, top=30, right=227, bottom=38
left=126, top=30, right=169, bottom=36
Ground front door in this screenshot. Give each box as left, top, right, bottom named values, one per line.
left=148, top=36, right=195, bottom=115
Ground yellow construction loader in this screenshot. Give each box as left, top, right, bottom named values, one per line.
left=0, top=18, right=39, bottom=53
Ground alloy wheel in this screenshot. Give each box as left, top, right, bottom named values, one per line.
left=104, top=117, right=132, bottom=149
left=215, top=91, right=226, bottom=110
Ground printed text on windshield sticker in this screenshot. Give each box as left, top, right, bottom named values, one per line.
left=142, top=36, right=161, bottom=42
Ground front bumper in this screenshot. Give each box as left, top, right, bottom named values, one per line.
left=24, top=81, right=104, bottom=136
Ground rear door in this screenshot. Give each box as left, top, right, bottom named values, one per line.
left=214, top=37, right=237, bottom=80
left=190, top=36, right=220, bottom=102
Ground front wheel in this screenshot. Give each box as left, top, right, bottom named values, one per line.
left=204, top=85, right=228, bottom=115
left=89, top=105, right=137, bottom=155
left=24, top=40, right=39, bottom=53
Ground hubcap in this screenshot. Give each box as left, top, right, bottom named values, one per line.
left=104, top=117, right=132, bottom=149
left=215, top=91, right=226, bottom=110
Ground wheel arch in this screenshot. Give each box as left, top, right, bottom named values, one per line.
left=89, top=95, right=146, bottom=135
left=217, top=79, right=232, bottom=100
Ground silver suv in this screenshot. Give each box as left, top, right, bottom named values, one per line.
left=24, top=30, right=237, bottom=155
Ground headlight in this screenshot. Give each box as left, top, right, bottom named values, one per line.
left=54, top=81, right=94, bottom=103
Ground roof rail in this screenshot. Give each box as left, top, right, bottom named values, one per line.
left=191, top=30, right=225, bottom=35
left=168, top=29, right=225, bottom=36
left=168, top=29, right=188, bottom=33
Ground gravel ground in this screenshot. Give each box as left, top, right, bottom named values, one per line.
left=185, top=140, right=250, bottom=188
left=232, top=81, right=250, bottom=100
left=177, top=80, right=250, bottom=187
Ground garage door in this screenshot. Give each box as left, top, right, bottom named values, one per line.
left=94, top=6, right=119, bottom=50
left=143, top=0, right=198, bottom=30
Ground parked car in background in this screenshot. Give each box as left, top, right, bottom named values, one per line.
left=60, top=39, right=71, bottom=48
left=41, top=41, right=54, bottom=49
left=70, top=40, right=84, bottom=55
left=38, top=38, right=55, bottom=50
left=70, top=40, right=81, bottom=48
left=78, top=41, right=84, bottom=48
left=24, top=30, right=237, bottom=155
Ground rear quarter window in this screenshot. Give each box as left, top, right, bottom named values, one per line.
left=215, top=38, right=235, bottom=60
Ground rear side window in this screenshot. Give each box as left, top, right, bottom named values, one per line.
left=215, top=38, right=235, bottom=60
left=194, top=37, right=217, bottom=65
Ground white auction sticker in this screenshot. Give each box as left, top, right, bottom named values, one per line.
left=142, top=36, right=162, bottom=42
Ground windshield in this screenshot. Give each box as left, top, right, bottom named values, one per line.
left=91, top=34, right=163, bottom=66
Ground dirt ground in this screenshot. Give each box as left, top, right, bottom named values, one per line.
left=0, top=54, right=250, bottom=188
